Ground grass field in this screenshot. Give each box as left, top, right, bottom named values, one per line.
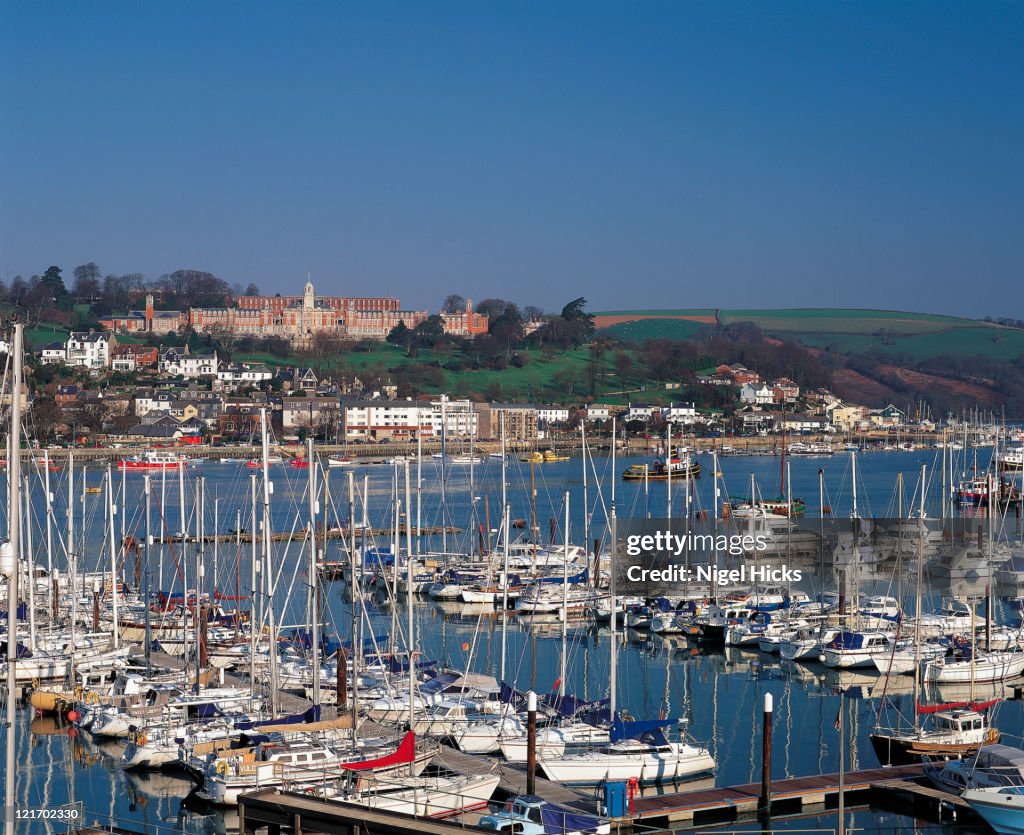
left=596, top=318, right=709, bottom=342
left=596, top=307, right=1022, bottom=361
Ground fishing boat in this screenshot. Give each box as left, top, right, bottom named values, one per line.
left=117, top=450, right=186, bottom=470
left=622, top=456, right=701, bottom=480
left=956, top=476, right=1022, bottom=508
left=1000, top=446, right=1024, bottom=471
left=247, top=455, right=283, bottom=467
left=786, top=441, right=834, bottom=456
left=519, top=450, right=567, bottom=463
left=870, top=704, right=1000, bottom=766
left=327, top=456, right=351, bottom=468
left=289, top=457, right=310, bottom=469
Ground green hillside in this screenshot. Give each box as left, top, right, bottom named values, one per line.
left=597, top=307, right=1023, bottom=361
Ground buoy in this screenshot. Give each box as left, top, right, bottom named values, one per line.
left=67, top=710, right=79, bottom=723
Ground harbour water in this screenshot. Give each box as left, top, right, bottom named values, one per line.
left=2, top=447, right=1017, bottom=833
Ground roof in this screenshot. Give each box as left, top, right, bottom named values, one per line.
left=68, top=331, right=111, bottom=343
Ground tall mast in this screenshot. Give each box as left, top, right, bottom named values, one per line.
left=67, top=451, right=76, bottom=684
left=307, top=438, right=320, bottom=708
left=4, top=323, right=24, bottom=835
left=500, top=502, right=510, bottom=683
left=581, top=421, right=589, bottom=560
left=260, top=408, right=279, bottom=714
left=106, top=465, right=119, bottom=649
left=144, top=474, right=152, bottom=674
left=43, top=450, right=53, bottom=621
left=195, top=476, right=205, bottom=689
left=608, top=416, right=617, bottom=721
left=913, top=464, right=926, bottom=733
left=249, top=473, right=258, bottom=701
left=24, top=474, right=34, bottom=651
left=560, top=491, right=569, bottom=699
left=347, top=470, right=360, bottom=740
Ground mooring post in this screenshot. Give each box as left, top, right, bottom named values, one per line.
left=527, top=690, right=538, bottom=795
left=760, top=692, right=773, bottom=819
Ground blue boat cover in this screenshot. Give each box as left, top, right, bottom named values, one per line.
left=540, top=803, right=606, bottom=835
left=610, top=717, right=673, bottom=742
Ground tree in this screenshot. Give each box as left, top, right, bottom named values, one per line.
left=387, top=321, right=413, bottom=352
left=475, top=298, right=516, bottom=319
left=524, top=306, right=545, bottom=322
left=244, top=283, right=260, bottom=296
left=73, top=263, right=101, bottom=301
left=441, top=294, right=466, bottom=313
left=41, top=266, right=68, bottom=299
left=412, top=315, right=446, bottom=346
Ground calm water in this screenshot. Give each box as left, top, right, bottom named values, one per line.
left=1, top=447, right=1017, bottom=833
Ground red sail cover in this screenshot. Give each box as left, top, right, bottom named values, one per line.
left=339, top=732, right=416, bottom=771
left=916, top=699, right=1001, bottom=714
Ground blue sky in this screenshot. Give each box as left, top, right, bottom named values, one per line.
left=1, top=2, right=1021, bottom=316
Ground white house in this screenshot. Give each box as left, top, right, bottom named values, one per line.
left=421, top=397, right=478, bottom=438
left=777, top=415, right=832, bottom=433
left=217, top=361, right=273, bottom=385
left=739, top=383, right=776, bottom=406
left=537, top=406, right=571, bottom=424
left=586, top=405, right=612, bottom=422
left=626, top=404, right=659, bottom=422
left=342, top=399, right=424, bottom=441
left=40, top=341, right=67, bottom=365
left=134, top=390, right=178, bottom=417
left=66, top=332, right=115, bottom=371
left=341, top=396, right=479, bottom=440
left=161, top=350, right=218, bottom=378
left=662, top=402, right=697, bottom=424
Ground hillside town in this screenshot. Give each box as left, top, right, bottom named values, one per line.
left=28, top=328, right=933, bottom=446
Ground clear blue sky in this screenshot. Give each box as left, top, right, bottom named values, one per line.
left=1, top=2, right=1021, bottom=316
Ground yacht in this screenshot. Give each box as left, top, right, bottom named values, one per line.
left=536, top=726, right=714, bottom=786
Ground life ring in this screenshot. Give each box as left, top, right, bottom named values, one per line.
left=138, top=733, right=148, bottom=747
left=86, top=692, right=99, bottom=705
left=217, top=761, right=228, bottom=775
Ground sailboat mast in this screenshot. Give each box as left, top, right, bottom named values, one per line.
left=3, top=323, right=24, bottom=835
left=43, top=451, right=53, bottom=618
left=106, top=465, right=120, bottom=649
left=560, top=491, right=569, bottom=699
left=260, top=408, right=279, bottom=714
left=308, top=438, right=320, bottom=708
left=913, top=464, right=926, bottom=733
left=582, top=422, right=589, bottom=558
left=348, top=470, right=360, bottom=741
left=249, top=473, right=258, bottom=701
left=144, top=474, right=152, bottom=674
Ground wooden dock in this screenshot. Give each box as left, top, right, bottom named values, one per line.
left=435, top=745, right=590, bottom=809
left=239, top=787, right=489, bottom=835
left=629, top=763, right=926, bottom=825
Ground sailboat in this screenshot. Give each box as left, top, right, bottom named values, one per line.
left=535, top=720, right=715, bottom=786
